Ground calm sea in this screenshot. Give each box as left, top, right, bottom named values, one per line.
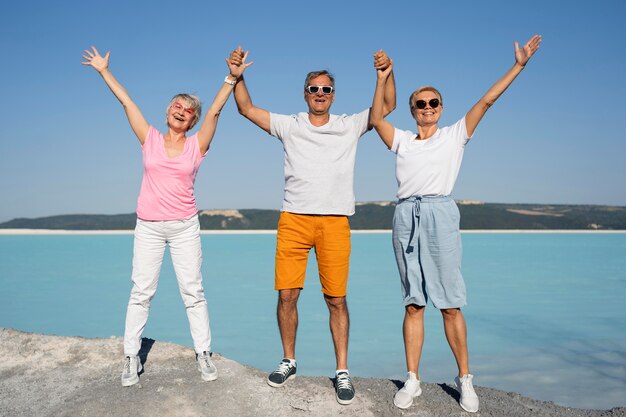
left=0, top=232, right=624, bottom=410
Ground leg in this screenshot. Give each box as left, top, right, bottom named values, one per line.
left=274, top=212, right=314, bottom=359
left=124, top=219, right=166, bottom=356
left=268, top=213, right=312, bottom=388
left=441, top=308, right=470, bottom=376
left=443, top=307, right=479, bottom=412
left=277, top=288, right=301, bottom=359
left=392, top=201, right=428, bottom=408
left=403, top=304, right=425, bottom=377
left=267, top=288, right=300, bottom=387
left=168, top=216, right=211, bottom=354
left=314, top=215, right=351, bottom=370
left=324, top=295, right=350, bottom=370
left=394, top=302, right=425, bottom=408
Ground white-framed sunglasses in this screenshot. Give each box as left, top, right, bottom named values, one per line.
left=306, top=85, right=335, bottom=95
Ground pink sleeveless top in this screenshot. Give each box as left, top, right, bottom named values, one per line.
left=136, top=126, right=205, bottom=221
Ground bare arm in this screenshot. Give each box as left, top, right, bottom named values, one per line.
left=228, top=47, right=271, bottom=134
left=373, top=50, right=397, bottom=118
left=81, top=46, right=149, bottom=144
left=196, top=51, right=254, bottom=154
left=465, top=35, right=542, bottom=137
left=371, top=63, right=396, bottom=149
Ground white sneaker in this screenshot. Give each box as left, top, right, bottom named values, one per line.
left=197, top=351, right=218, bottom=381
left=121, top=355, right=142, bottom=387
left=455, top=374, right=479, bottom=413
left=393, top=372, right=422, bottom=409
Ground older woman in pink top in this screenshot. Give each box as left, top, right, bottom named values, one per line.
left=82, top=46, right=251, bottom=387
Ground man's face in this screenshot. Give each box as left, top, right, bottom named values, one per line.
left=304, top=75, right=335, bottom=116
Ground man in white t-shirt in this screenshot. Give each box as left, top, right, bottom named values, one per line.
left=227, top=47, right=396, bottom=405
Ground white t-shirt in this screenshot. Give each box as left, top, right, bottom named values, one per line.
left=270, top=109, right=370, bottom=215
left=391, top=117, right=471, bottom=199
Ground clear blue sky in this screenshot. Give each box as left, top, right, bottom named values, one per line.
left=1, top=0, right=625, bottom=222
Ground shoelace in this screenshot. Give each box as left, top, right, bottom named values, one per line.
left=275, top=361, right=293, bottom=376
left=336, top=374, right=353, bottom=390
left=199, top=352, right=212, bottom=366
left=123, top=356, right=132, bottom=373
left=459, top=376, right=476, bottom=394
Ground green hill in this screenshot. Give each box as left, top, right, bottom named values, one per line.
left=1, top=202, right=625, bottom=230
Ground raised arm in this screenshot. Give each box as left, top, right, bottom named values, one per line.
left=81, top=46, right=149, bottom=144
left=373, top=50, right=397, bottom=118
left=228, top=47, right=271, bottom=134
left=195, top=50, right=254, bottom=154
left=465, top=35, right=542, bottom=137
left=371, top=63, right=396, bottom=149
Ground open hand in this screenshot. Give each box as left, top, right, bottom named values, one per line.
left=81, top=46, right=109, bottom=73
left=515, top=35, right=542, bottom=67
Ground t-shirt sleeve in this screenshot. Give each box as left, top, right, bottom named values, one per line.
left=456, top=117, right=471, bottom=146
left=353, top=108, right=372, bottom=138
left=142, top=125, right=159, bottom=150
left=390, top=128, right=414, bottom=154
left=269, top=113, right=294, bottom=141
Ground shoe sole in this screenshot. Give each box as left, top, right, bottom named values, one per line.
left=336, top=394, right=355, bottom=405
left=267, top=373, right=296, bottom=388
left=393, top=388, right=422, bottom=409
left=200, top=373, right=218, bottom=382
left=459, top=403, right=479, bottom=413
left=121, top=376, right=139, bottom=387
left=121, top=363, right=143, bottom=387
left=197, top=363, right=218, bottom=382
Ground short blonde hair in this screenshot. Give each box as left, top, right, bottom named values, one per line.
left=408, top=86, right=443, bottom=115
left=166, top=93, right=202, bottom=130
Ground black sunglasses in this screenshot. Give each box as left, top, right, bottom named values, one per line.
left=414, top=98, right=440, bottom=109
left=306, top=85, right=335, bottom=95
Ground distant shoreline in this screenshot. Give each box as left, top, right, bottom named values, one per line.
left=1, top=229, right=625, bottom=235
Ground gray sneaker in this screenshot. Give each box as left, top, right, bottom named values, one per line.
left=197, top=351, right=218, bottom=381
left=267, top=359, right=296, bottom=387
left=121, top=355, right=142, bottom=387
left=335, top=372, right=355, bottom=405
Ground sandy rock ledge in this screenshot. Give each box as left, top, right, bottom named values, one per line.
left=0, top=328, right=623, bottom=417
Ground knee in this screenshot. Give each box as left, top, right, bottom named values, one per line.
left=441, top=308, right=462, bottom=320
left=278, top=289, right=300, bottom=305
left=405, top=304, right=425, bottom=317
left=324, top=295, right=347, bottom=312
left=128, top=295, right=152, bottom=309
left=129, top=286, right=156, bottom=307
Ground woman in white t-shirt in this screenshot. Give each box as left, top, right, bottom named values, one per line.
left=370, top=35, right=541, bottom=413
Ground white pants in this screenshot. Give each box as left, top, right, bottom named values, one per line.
left=123, top=215, right=211, bottom=355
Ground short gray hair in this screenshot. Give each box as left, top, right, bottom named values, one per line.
left=303, top=70, right=335, bottom=91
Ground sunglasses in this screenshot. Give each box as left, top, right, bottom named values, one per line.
left=413, top=98, right=440, bottom=109
left=306, top=85, right=335, bottom=95
left=172, top=102, right=196, bottom=115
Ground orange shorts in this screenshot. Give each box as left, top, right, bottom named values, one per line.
left=275, top=212, right=351, bottom=297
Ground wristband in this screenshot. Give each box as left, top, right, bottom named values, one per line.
left=224, top=76, right=236, bottom=86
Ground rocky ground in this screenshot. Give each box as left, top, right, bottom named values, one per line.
left=1, top=328, right=624, bottom=417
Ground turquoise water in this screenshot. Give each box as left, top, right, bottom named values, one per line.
left=1, top=232, right=625, bottom=409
